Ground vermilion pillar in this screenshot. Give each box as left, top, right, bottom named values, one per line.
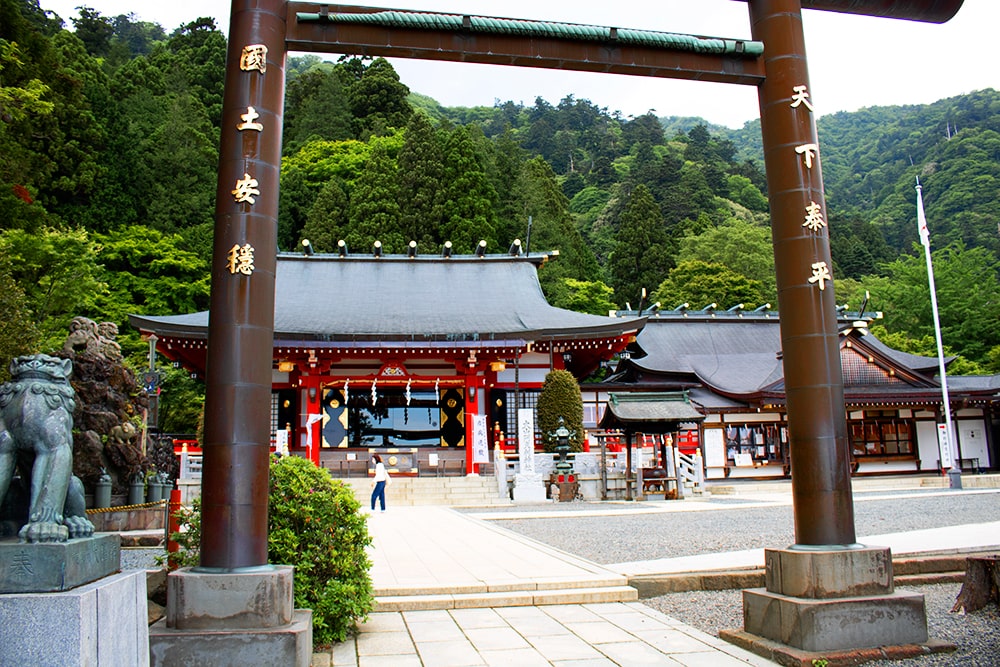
left=749, top=0, right=855, bottom=546
left=200, top=0, right=287, bottom=570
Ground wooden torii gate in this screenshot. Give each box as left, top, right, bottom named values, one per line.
left=199, top=0, right=964, bottom=570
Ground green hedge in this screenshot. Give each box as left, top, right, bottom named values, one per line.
left=536, top=369, right=585, bottom=452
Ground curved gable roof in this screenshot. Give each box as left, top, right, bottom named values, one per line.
left=130, top=254, right=643, bottom=344
left=627, top=318, right=783, bottom=393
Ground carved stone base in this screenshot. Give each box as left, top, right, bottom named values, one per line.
left=0, top=533, right=120, bottom=593
left=149, top=566, right=312, bottom=667
left=722, top=546, right=952, bottom=660
left=512, top=472, right=546, bottom=503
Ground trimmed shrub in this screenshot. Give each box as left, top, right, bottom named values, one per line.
left=536, top=369, right=585, bottom=452
left=168, top=455, right=374, bottom=646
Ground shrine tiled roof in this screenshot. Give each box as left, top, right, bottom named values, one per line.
left=625, top=317, right=784, bottom=394
left=599, top=391, right=705, bottom=432
left=619, top=314, right=959, bottom=397
left=129, top=254, right=644, bottom=344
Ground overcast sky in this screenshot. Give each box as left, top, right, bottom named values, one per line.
left=41, top=1, right=995, bottom=128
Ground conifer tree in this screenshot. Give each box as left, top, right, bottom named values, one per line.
left=397, top=113, right=445, bottom=247
left=283, top=66, right=353, bottom=154
left=439, top=125, right=497, bottom=252
left=301, top=178, right=349, bottom=253
left=345, top=141, right=403, bottom=252
left=607, top=184, right=673, bottom=307
left=346, top=57, right=412, bottom=138
left=517, top=156, right=601, bottom=291
left=536, top=369, right=585, bottom=453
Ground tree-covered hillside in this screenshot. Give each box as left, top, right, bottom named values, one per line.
left=2, top=1, right=998, bottom=420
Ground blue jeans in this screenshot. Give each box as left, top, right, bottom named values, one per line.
left=371, top=481, right=386, bottom=511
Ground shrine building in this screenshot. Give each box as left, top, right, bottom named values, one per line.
left=130, top=249, right=644, bottom=474
left=584, top=307, right=999, bottom=479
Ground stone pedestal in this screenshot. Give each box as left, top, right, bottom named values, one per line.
left=549, top=472, right=579, bottom=502
left=148, top=565, right=312, bottom=667
left=0, top=533, right=120, bottom=593
left=0, top=569, right=149, bottom=667
left=721, top=546, right=955, bottom=663
left=512, top=472, right=546, bottom=503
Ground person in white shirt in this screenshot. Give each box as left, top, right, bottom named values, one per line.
left=370, top=454, right=389, bottom=512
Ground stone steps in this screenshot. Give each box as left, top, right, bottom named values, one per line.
left=628, top=550, right=988, bottom=597
left=373, top=574, right=638, bottom=612
left=337, top=476, right=509, bottom=507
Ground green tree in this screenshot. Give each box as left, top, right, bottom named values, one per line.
left=300, top=178, right=349, bottom=253
left=156, top=365, right=204, bottom=435
left=676, top=217, right=777, bottom=305
left=0, top=260, right=40, bottom=381
left=606, top=184, right=673, bottom=307
left=858, top=242, right=1000, bottom=364
left=283, top=64, right=353, bottom=155
left=726, top=174, right=768, bottom=212
left=345, top=57, right=412, bottom=138
left=546, top=278, right=617, bottom=316
left=71, top=6, right=114, bottom=57
left=397, top=113, right=445, bottom=246
left=142, top=92, right=218, bottom=232
left=866, top=325, right=983, bottom=375
left=536, top=369, right=585, bottom=453
left=92, top=225, right=211, bottom=326
left=345, top=140, right=403, bottom=252
left=439, top=125, right=497, bottom=252
left=0, top=39, right=54, bottom=122
left=0, top=27, right=106, bottom=221
left=653, top=259, right=768, bottom=311
left=517, top=156, right=600, bottom=296
left=154, top=17, right=226, bottom=125
left=0, top=226, right=106, bottom=348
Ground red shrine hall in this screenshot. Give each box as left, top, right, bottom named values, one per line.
left=130, top=250, right=643, bottom=474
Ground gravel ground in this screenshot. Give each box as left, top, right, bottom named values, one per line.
left=482, top=490, right=1000, bottom=563
left=473, top=489, right=1000, bottom=666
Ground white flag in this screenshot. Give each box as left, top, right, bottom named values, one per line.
left=916, top=180, right=931, bottom=248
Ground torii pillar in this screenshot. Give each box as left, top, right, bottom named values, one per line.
left=719, top=1, right=958, bottom=662
left=149, top=2, right=312, bottom=664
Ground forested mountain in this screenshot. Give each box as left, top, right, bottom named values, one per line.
left=2, top=1, right=998, bottom=419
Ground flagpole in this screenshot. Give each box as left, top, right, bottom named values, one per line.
left=916, top=178, right=962, bottom=489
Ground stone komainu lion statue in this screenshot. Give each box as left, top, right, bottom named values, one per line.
left=62, top=316, right=101, bottom=358
left=0, top=354, right=94, bottom=542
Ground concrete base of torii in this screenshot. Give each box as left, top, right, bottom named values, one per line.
left=720, top=546, right=956, bottom=666
left=148, top=565, right=312, bottom=667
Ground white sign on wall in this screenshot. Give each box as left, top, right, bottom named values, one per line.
left=937, top=424, right=953, bottom=469
left=517, top=408, right=536, bottom=474
left=703, top=429, right=726, bottom=468
left=472, top=414, right=489, bottom=463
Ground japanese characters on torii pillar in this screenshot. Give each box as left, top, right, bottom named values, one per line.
left=223, top=45, right=269, bottom=273
left=790, top=85, right=832, bottom=292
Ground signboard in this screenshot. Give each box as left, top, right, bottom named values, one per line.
left=937, top=423, right=953, bottom=469
left=517, top=408, right=535, bottom=474
left=472, top=414, right=489, bottom=463
left=703, top=429, right=727, bottom=468
left=274, top=429, right=289, bottom=457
